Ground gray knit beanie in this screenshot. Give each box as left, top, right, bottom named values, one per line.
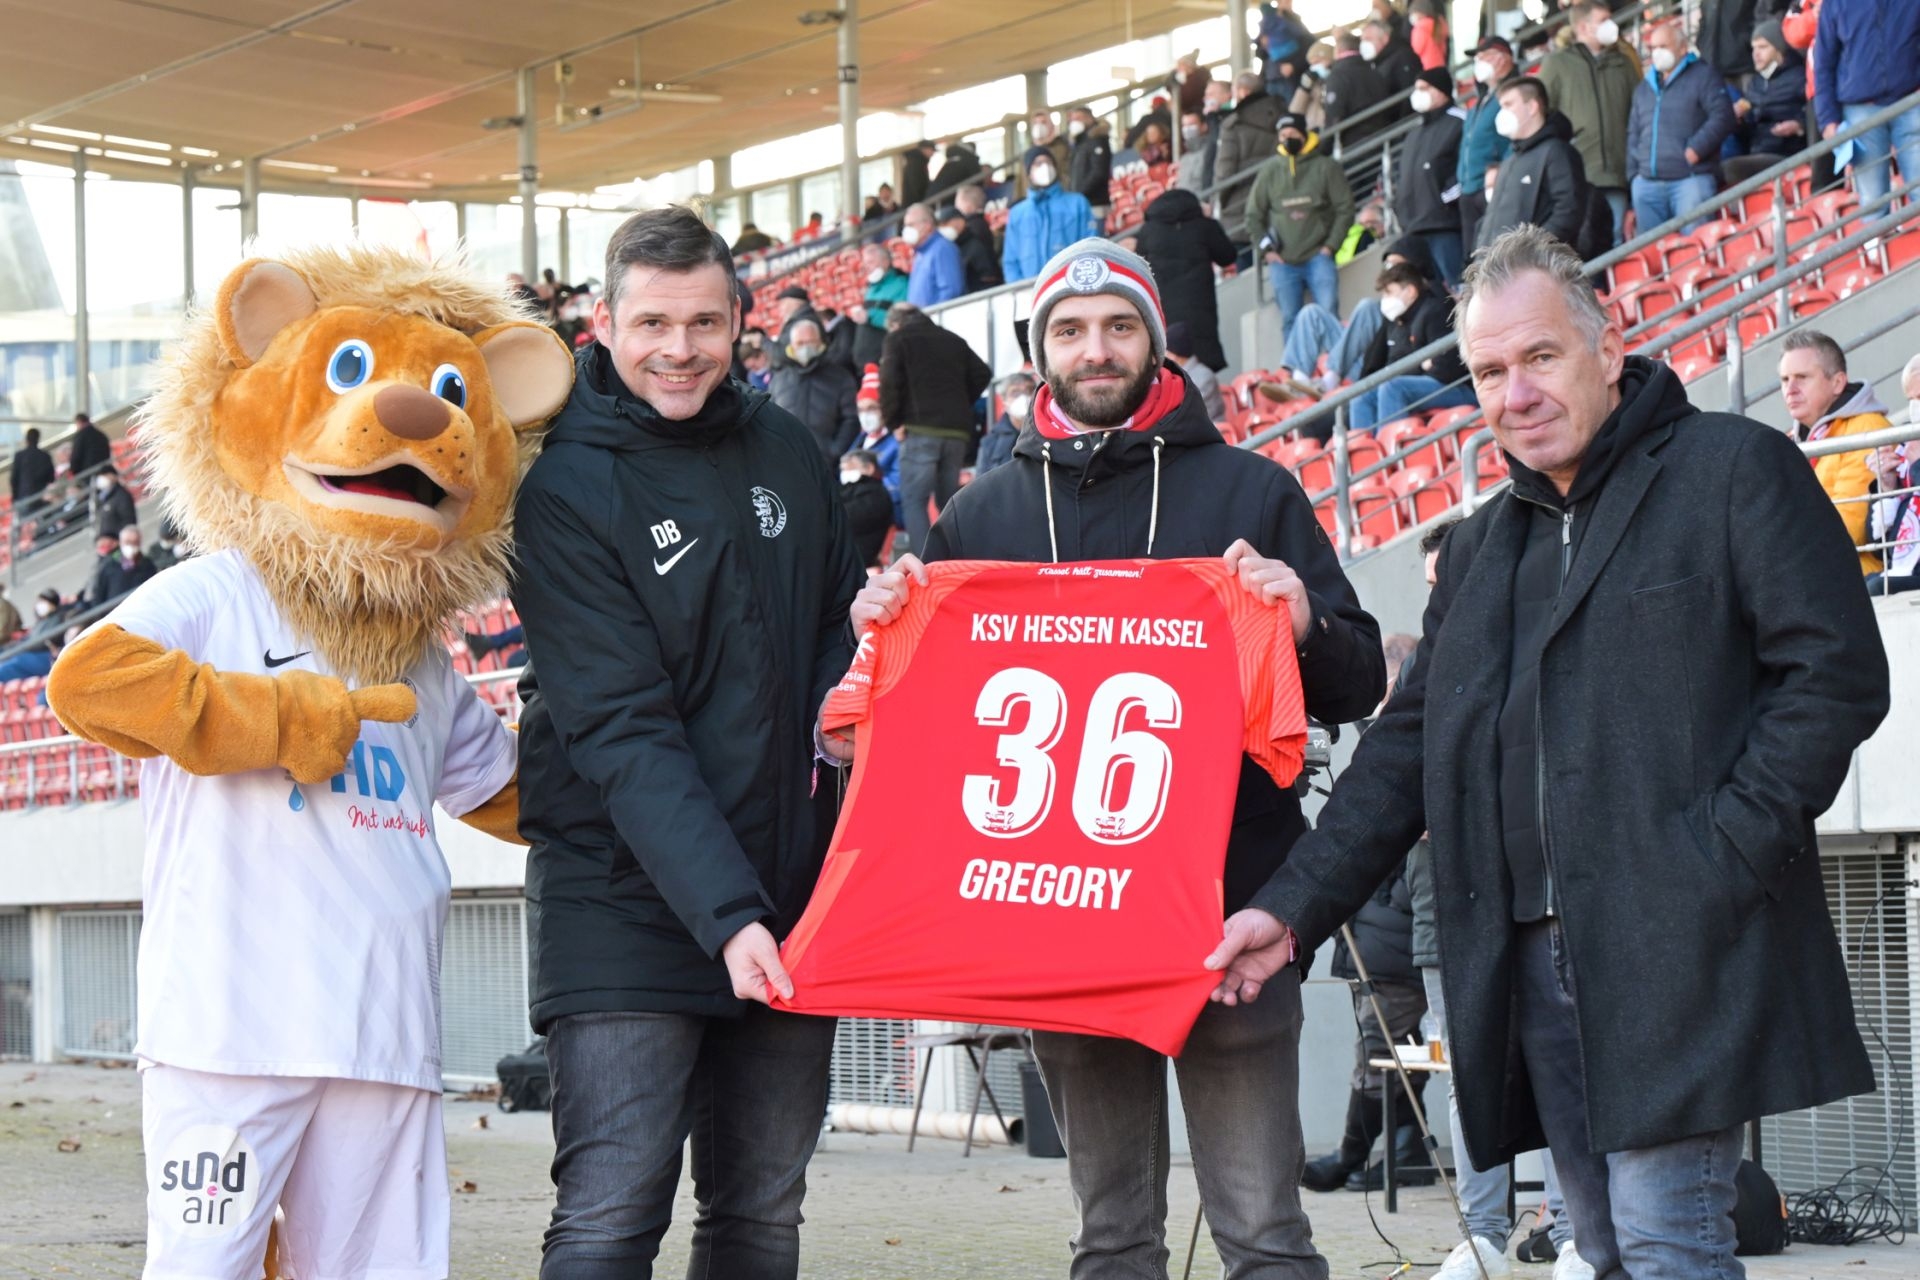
left=1027, top=238, right=1168, bottom=381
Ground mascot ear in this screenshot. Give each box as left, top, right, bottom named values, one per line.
left=473, top=322, right=575, bottom=430
left=215, top=259, right=318, bottom=367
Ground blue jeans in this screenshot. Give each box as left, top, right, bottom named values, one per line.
left=1350, top=375, right=1477, bottom=431
left=1630, top=173, right=1720, bottom=235
left=1599, top=188, right=1629, bottom=248
left=1515, top=921, right=1745, bottom=1278
left=1033, top=965, right=1328, bottom=1279
left=1420, top=230, right=1465, bottom=289
left=1842, top=100, right=1920, bottom=211
left=1268, top=252, right=1340, bottom=337
left=1280, top=300, right=1383, bottom=385
left=541, top=1006, right=837, bottom=1280
left=1424, top=967, right=1572, bottom=1250
left=0, top=650, right=54, bottom=682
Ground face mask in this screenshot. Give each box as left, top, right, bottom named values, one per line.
left=859, top=409, right=884, bottom=433
left=1030, top=162, right=1056, bottom=188
left=1068, top=120, right=1086, bottom=138
left=1359, top=40, right=1380, bottom=62
left=1379, top=293, right=1410, bottom=322
left=867, top=266, right=885, bottom=283
left=1410, top=88, right=1434, bottom=114
left=1312, top=63, right=1330, bottom=79
left=1472, top=57, right=1496, bottom=83
left=35, top=601, right=53, bottom=618
left=1174, top=70, right=1188, bottom=85
left=1280, top=134, right=1305, bottom=155
left=839, top=467, right=861, bottom=484
left=1182, top=125, right=1203, bottom=145
left=1494, top=107, right=1521, bottom=139
left=1596, top=19, right=1620, bottom=46
left=901, top=224, right=923, bottom=245
left=1007, top=394, right=1033, bottom=420
left=939, top=225, right=960, bottom=241
left=1651, top=47, right=1678, bottom=74
left=95, top=476, right=112, bottom=494
left=1034, top=123, right=1054, bottom=143
left=791, top=344, right=821, bottom=365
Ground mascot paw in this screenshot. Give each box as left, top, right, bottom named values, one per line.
left=277, top=671, right=418, bottom=784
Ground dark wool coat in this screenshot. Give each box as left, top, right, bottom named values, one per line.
left=1254, top=360, right=1889, bottom=1163
left=1135, top=188, right=1238, bottom=372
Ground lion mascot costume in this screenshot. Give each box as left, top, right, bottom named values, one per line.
left=46, top=246, right=573, bottom=1280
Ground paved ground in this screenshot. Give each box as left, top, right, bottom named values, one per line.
left=0, top=1062, right=1910, bottom=1278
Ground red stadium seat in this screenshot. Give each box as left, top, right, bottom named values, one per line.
left=1788, top=287, right=1837, bottom=318
left=1351, top=485, right=1402, bottom=540
left=1735, top=307, right=1777, bottom=348
left=1884, top=228, right=1920, bottom=273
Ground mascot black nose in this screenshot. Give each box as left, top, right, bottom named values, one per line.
left=374, top=384, right=452, bottom=440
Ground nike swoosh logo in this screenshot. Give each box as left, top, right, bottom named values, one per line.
left=653, top=539, right=700, bottom=575
left=264, top=650, right=311, bottom=668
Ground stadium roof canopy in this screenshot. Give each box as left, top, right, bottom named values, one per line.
left=3, top=0, right=1214, bottom=197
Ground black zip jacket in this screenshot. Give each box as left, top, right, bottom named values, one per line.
left=1135, top=188, right=1238, bottom=372
left=1475, top=111, right=1589, bottom=253
left=512, top=347, right=863, bottom=1027
left=1361, top=288, right=1468, bottom=386
left=879, top=313, right=992, bottom=434
left=1394, top=108, right=1464, bottom=236
left=921, top=368, right=1386, bottom=916
left=1322, top=56, right=1391, bottom=147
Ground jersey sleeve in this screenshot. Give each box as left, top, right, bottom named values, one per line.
left=1189, top=561, right=1308, bottom=788
left=820, top=561, right=995, bottom=735
left=435, top=658, right=519, bottom=817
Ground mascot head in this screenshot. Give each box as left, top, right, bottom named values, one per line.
left=139, top=245, right=574, bottom=684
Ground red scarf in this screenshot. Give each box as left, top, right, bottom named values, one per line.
left=1032, top=367, right=1187, bottom=440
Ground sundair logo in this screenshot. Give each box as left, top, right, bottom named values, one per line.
left=331, top=739, right=408, bottom=801
left=151, top=1125, right=259, bottom=1237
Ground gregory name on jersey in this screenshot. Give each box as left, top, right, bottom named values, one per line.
left=969, top=612, right=1211, bottom=649
left=958, top=859, right=1134, bottom=910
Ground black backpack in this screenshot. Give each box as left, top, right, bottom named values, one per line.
left=1733, top=1159, right=1788, bottom=1256
left=495, top=1038, right=551, bottom=1112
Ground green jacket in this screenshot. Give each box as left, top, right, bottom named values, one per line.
left=1244, top=136, right=1355, bottom=267
left=1538, top=42, right=1641, bottom=190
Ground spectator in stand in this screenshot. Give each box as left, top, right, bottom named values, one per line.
left=819, top=306, right=859, bottom=375
left=1814, top=0, right=1920, bottom=212
left=1459, top=36, right=1517, bottom=252
left=1067, top=107, right=1115, bottom=214
left=1778, top=330, right=1889, bottom=574
left=1782, top=0, right=1836, bottom=194
left=1200, top=77, right=1235, bottom=188
left=1361, top=15, right=1424, bottom=112
left=926, top=140, right=983, bottom=202
left=1019, top=111, right=1074, bottom=203
left=1726, top=22, right=1810, bottom=184
left=1135, top=187, right=1237, bottom=372
left=0, top=589, right=69, bottom=682
left=900, top=140, right=938, bottom=206
left=10, top=426, right=55, bottom=516
left=87, top=523, right=158, bottom=608
left=1248, top=112, right=1356, bottom=337
left=1394, top=67, right=1467, bottom=287
left=1349, top=262, right=1475, bottom=430
left=67, top=412, right=110, bottom=480
left=1323, top=29, right=1392, bottom=158
left=1866, top=440, right=1919, bottom=595
left=1408, top=0, right=1450, bottom=70
left=954, top=184, right=995, bottom=251
left=1002, top=150, right=1099, bottom=283
left=937, top=205, right=1002, bottom=295
left=771, top=319, right=861, bottom=464
left=730, top=222, right=774, bottom=255
left=878, top=305, right=991, bottom=554
left=92, top=466, right=137, bottom=540
left=975, top=371, right=1034, bottom=478
left=1627, top=20, right=1738, bottom=234
left=0, top=591, right=18, bottom=641
left=1165, top=322, right=1226, bottom=422
left=1290, top=43, right=1337, bottom=135
left=1540, top=2, right=1640, bottom=247
left=1281, top=235, right=1441, bottom=404
left=902, top=203, right=965, bottom=306
left=1168, top=53, right=1208, bottom=117
left=1366, top=0, right=1408, bottom=41
left=1337, top=200, right=1386, bottom=265
left=1700, top=0, right=1764, bottom=85
left=1176, top=111, right=1213, bottom=193
left=1258, top=0, right=1316, bottom=102
left=739, top=335, right=773, bottom=391
left=1478, top=78, right=1590, bottom=254
left=1126, top=97, right=1175, bottom=158
left=854, top=365, right=904, bottom=527
left=1217, top=70, right=1291, bottom=269
left=863, top=183, right=898, bottom=223
left=146, top=520, right=187, bottom=571
left=848, top=243, right=910, bottom=371
left=792, top=212, right=826, bottom=242
left=838, top=449, right=896, bottom=569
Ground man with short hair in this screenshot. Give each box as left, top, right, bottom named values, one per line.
left=850, top=237, right=1384, bottom=1279
left=1349, top=262, right=1475, bottom=431
left=1214, top=69, right=1291, bottom=267
left=1727, top=22, right=1810, bottom=186
left=1020, top=111, right=1074, bottom=203
left=1539, top=1, right=1640, bottom=245
left=770, top=318, right=861, bottom=463
left=974, top=370, right=1034, bottom=476
left=1207, top=225, right=1891, bottom=1280
left=511, top=204, right=862, bottom=1280
left=1360, top=15, right=1423, bottom=109
left=1476, top=78, right=1590, bottom=254
left=1175, top=110, right=1213, bottom=193
left=1066, top=106, right=1115, bottom=213
left=67, top=412, right=111, bottom=480
left=937, top=204, right=1002, bottom=294
left=92, top=466, right=137, bottom=541
left=1778, top=329, right=1889, bottom=574
left=1247, top=112, right=1355, bottom=336
left=1322, top=29, right=1392, bottom=156
left=903, top=203, right=964, bottom=306
left=878, top=304, right=992, bottom=555
left=10, top=426, right=55, bottom=516
left=1814, top=0, right=1920, bottom=211
left=863, top=182, right=898, bottom=223
left=87, top=522, right=157, bottom=607
left=849, top=242, right=909, bottom=368
left=1627, top=20, right=1737, bottom=234
left=1394, top=66, right=1467, bottom=287
left=1003, top=151, right=1099, bottom=282
left=900, top=139, right=939, bottom=206
left=1458, top=36, right=1516, bottom=252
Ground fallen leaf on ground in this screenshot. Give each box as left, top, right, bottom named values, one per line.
left=57, top=1137, right=81, bottom=1153
left=455, top=1180, right=478, bottom=1194
left=884, top=1237, right=901, bottom=1246
left=472, top=1114, right=490, bottom=1130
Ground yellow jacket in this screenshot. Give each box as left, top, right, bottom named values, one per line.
left=1802, top=384, right=1889, bottom=574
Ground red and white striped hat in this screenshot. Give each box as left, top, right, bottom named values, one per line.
left=1029, top=238, right=1167, bottom=381
left=857, top=362, right=882, bottom=405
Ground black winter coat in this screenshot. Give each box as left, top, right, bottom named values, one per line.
left=953, top=226, right=1003, bottom=293
left=10, top=445, right=54, bottom=504
left=1253, top=359, right=1889, bottom=1163
left=1476, top=112, right=1589, bottom=252
left=1739, top=58, right=1810, bottom=157
left=1214, top=91, right=1289, bottom=246
left=88, top=551, right=157, bottom=607
left=1069, top=124, right=1114, bottom=206
left=840, top=474, right=895, bottom=567
left=512, top=348, right=863, bottom=1026
left=1322, top=57, right=1391, bottom=147
left=1135, top=189, right=1237, bottom=372
left=1699, top=0, right=1762, bottom=78
left=1370, top=38, right=1424, bottom=104
left=926, top=144, right=983, bottom=201
left=900, top=146, right=934, bottom=207
left=879, top=313, right=992, bottom=434
left=1395, top=108, right=1465, bottom=236
left=67, top=423, right=110, bottom=479
left=770, top=356, right=861, bottom=462
left=95, top=485, right=136, bottom=539
left=924, top=368, right=1387, bottom=919
left=1361, top=288, right=1467, bottom=385
left=1329, top=858, right=1417, bottom=984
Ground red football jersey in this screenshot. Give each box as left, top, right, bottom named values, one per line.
left=777, top=558, right=1307, bottom=1055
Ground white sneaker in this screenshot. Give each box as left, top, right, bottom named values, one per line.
left=1429, top=1236, right=1512, bottom=1279
left=1552, top=1240, right=1596, bottom=1280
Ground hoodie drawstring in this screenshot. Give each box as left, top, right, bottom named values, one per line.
left=1147, top=437, right=1164, bottom=556
left=1042, top=442, right=1060, bottom=564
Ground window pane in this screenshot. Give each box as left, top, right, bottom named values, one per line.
left=0, top=160, right=79, bottom=431
left=84, top=175, right=185, bottom=417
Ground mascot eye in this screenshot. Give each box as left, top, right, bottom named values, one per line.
left=430, top=364, right=468, bottom=409
left=326, top=339, right=375, bottom=393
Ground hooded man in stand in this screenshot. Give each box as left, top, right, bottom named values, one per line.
left=848, top=238, right=1385, bottom=1278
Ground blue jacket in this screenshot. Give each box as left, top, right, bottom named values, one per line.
left=1814, top=0, right=1920, bottom=130
left=1001, top=184, right=1100, bottom=283
left=1456, top=91, right=1510, bottom=193
left=1627, top=53, right=1737, bottom=181
left=907, top=233, right=965, bottom=306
